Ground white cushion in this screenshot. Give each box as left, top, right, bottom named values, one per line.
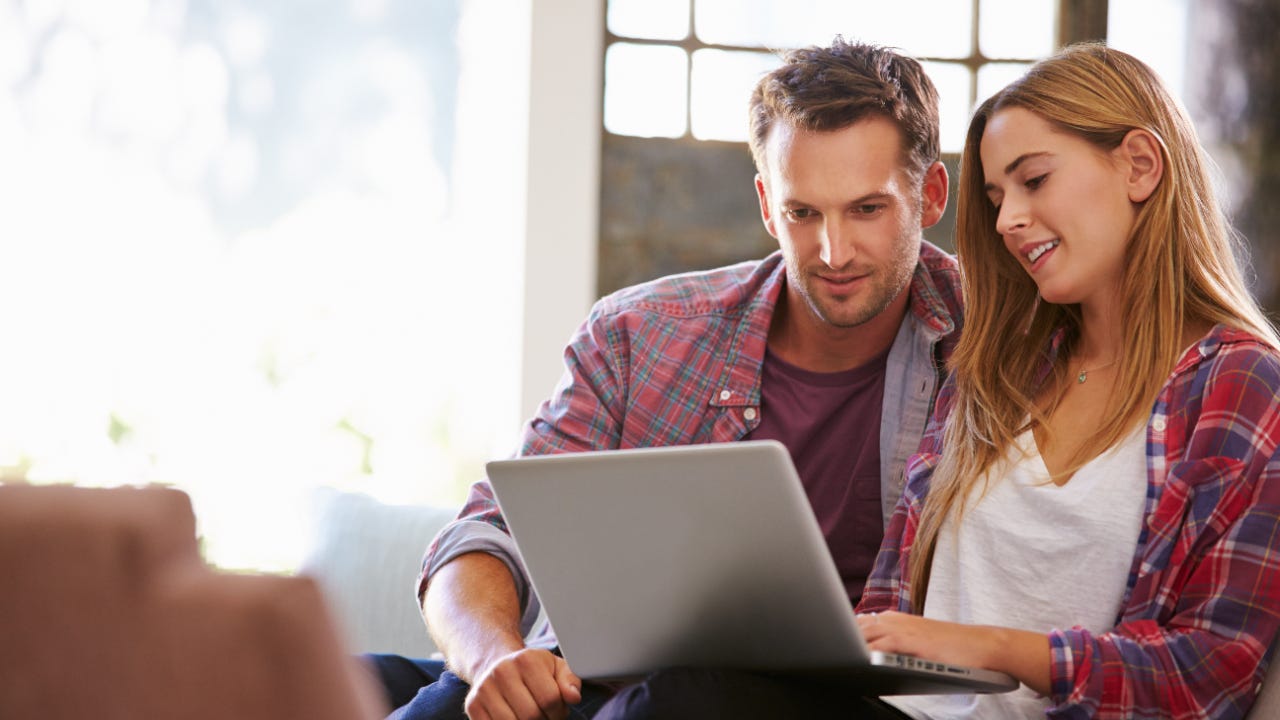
left=300, top=488, right=457, bottom=658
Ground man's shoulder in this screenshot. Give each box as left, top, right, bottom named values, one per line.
left=594, top=252, right=784, bottom=321
left=909, top=241, right=963, bottom=336
left=917, top=241, right=960, bottom=292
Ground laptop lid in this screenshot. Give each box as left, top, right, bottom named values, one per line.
left=487, top=440, right=1016, bottom=694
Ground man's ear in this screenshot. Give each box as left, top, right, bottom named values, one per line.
left=755, top=173, right=778, bottom=239
left=919, top=161, right=949, bottom=229
left=1117, top=128, right=1164, bottom=203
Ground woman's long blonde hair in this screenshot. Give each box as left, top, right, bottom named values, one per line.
left=907, top=43, right=1279, bottom=612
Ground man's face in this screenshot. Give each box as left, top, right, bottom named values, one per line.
left=755, top=117, right=945, bottom=331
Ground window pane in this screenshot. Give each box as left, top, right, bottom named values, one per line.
left=977, top=62, right=1033, bottom=106
left=980, top=0, right=1055, bottom=59
left=695, top=0, right=972, bottom=59
left=920, top=61, right=972, bottom=154
left=605, top=43, right=688, bottom=138
left=608, top=0, right=689, bottom=41
left=690, top=49, right=779, bottom=142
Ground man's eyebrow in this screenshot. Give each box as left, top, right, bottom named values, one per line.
left=984, top=152, right=1051, bottom=194
left=848, top=191, right=892, bottom=205
left=780, top=190, right=892, bottom=206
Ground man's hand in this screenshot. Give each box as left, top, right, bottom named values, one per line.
left=423, top=553, right=584, bottom=719
left=464, top=647, right=582, bottom=720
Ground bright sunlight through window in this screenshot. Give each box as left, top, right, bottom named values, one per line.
left=0, top=0, right=526, bottom=572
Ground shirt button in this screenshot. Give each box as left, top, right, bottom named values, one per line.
left=719, top=389, right=732, bottom=401
left=1152, top=418, right=1167, bottom=432
left=744, top=408, right=758, bottom=421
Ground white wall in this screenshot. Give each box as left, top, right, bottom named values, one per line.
left=520, top=0, right=603, bottom=423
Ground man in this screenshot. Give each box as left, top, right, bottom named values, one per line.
left=369, top=38, right=958, bottom=720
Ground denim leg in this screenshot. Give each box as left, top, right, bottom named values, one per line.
left=363, top=654, right=452, bottom=712
left=386, top=668, right=471, bottom=720
left=363, top=652, right=615, bottom=720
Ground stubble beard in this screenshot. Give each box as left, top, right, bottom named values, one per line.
left=788, top=240, right=919, bottom=330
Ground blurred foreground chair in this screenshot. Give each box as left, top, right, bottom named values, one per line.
left=0, top=483, right=388, bottom=720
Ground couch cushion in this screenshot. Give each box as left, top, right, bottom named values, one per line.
left=300, top=488, right=457, bottom=658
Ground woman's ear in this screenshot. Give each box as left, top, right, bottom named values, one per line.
left=1117, top=128, right=1164, bottom=203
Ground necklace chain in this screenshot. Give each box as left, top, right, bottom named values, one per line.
left=1076, top=359, right=1117, bottom=384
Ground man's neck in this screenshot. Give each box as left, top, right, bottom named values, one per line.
left=767, top=286, right=910, bottom=374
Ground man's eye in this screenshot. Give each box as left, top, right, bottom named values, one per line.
left=855, top=204, right=884, bottom=216
left=785, top=208, right=816, bottom=221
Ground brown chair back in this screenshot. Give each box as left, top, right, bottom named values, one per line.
left=0, top=484, right=387, bottom=720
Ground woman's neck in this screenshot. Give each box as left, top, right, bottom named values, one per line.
left=1075, top=301, right=1123, bottom=367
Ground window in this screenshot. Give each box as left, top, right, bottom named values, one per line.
left=594, top=1, right=1216, bottom=298
left=0, top=0, right=528, bottom=571
left=603, top=0, right=1059, bottom=152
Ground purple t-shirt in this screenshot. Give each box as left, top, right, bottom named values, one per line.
left=746, top=347, right=889, bottom=604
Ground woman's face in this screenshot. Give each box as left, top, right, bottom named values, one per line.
left=979, top=107, right=1138, bottom=310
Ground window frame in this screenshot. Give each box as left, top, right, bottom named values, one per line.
left=601, top=0, right=1109, bottom=142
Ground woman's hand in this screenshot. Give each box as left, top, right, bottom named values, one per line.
left=855, top=611, right=1052, bottom=695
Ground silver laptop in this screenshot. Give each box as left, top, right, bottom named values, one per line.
left=486, top=440, right=1017, bottom=695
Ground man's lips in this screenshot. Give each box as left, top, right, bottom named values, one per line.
left=814, top=273, right=867, bottom=292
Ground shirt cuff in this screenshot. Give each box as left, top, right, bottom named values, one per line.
left=418, top=519, right=545, bottom=640
left=1047, top=627, right=1080, bottom=705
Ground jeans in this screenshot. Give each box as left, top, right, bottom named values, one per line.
left=364, top=654, right=615, bottom=720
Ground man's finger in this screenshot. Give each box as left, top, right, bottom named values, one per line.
left=554, top=658, right=583, bottom=705
left=487, top=662, right=548, bottom=720
left=515, top=652, right=572, bottom=719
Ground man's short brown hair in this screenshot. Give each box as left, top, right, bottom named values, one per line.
left=749, top=38, right=941, bottom=182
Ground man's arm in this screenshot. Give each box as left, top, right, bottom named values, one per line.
left=423, top=552, right=581, bottom=720
left=415, top=303, right=635, bottom=718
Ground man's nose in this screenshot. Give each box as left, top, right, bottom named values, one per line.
left=819, top=219, right=854, bottom=268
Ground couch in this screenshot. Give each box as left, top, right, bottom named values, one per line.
left=0, top=483, right=388, bottom=720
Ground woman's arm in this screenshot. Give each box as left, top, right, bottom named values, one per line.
left=857, top=612, right=1051, bottom=694
left=861, top=340, right=1280, bottom=719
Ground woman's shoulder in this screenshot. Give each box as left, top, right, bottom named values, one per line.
left=1168, top=325, right=1280, bottom=445
left=1192, top=325, right=1280, bottom=389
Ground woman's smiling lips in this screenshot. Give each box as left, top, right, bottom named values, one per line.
left=1021, top=239, right=1060, bottom=271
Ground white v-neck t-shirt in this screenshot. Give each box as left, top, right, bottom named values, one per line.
left=887, top=426, right=1148, bottom=720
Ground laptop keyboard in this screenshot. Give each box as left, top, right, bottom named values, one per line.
left=885, top=653, right=971, bottom=675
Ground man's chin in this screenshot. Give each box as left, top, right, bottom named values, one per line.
left=808, top=289, right=904, bottom=329
left=812, top=305, right=876, bottom=329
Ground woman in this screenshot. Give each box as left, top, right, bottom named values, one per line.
left=857, top=43, right=1280, bottom=719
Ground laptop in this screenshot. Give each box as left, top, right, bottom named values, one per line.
left=486, top=440, right=1018, bottom=695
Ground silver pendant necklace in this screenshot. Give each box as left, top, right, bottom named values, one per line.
left=1076, top=360, right=1116, bottom=384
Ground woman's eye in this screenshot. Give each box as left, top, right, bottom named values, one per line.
left=1025, top=174, right=1048, bottom=190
